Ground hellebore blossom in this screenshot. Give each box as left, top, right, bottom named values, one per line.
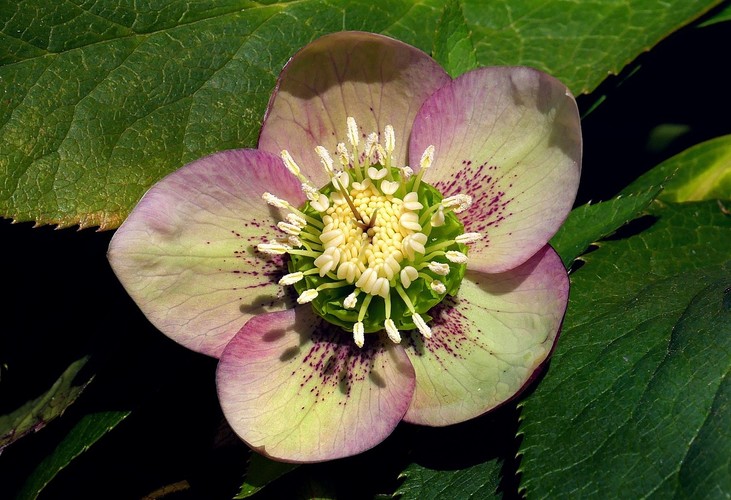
left=108, top=31, right=581, bottom=463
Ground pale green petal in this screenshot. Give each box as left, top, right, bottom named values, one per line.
left=404, top=245, right=567, bottom=426
left=259, top=31, right=450, bottom=186
left=411, top=67, right=581, bottom=273
left=217, top=306, right=415, bottom=462
left=108, top=150, right=302, bottom=357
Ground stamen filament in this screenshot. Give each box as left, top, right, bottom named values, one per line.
left=357, top=294, right=374, bottom=322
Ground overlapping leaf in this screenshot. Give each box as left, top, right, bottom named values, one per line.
left=0, top=0, right=720, bottom=228
left=518, top=199, right=731, bottom=497
left=396, top=461, right=502, bottom=499
left=458, top=0, right=722, bottom=94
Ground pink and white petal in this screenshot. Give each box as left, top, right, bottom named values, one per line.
left=403, top=245, right=567, bottom=426
left=108, top=149, right=304, bottom=358
left=410, top=67, right=581, bottom=273
left=259, top=31, right=450, bottom=186
left=217, top=306, right=415, bottom=462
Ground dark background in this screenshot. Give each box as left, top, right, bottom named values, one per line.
left=1, top=17, right=729, bottom=499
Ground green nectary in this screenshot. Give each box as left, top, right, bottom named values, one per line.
left=290, top=167, right=467, bottom=334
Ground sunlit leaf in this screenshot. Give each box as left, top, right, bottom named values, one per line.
left=460, top=0, right=721, bottom=94
left=622, top=134, right=731, bottom=202
left=0, top=0, right=719, bottom=228
left=0, top=0, right=443, bottom=229
left=433, top=0, right=477, bottom=77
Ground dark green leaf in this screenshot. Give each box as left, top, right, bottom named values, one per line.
left=0, top=357, right=91, bottom=452
left=550, top=186, right=662, bottom=267
left=0, top=0, right=443, bottom=229
left=461, top=0, right=722, bottom=93
left=518, top=200, right=731, bottom=497
left=395, top=460, right=501, bottom=499
left=235, top=453, right=297, bottom=499
left=433, top=0, right=477, bottom=77
left=18, top=411, right=130, bottom=500
left=622, top=134, right=731, bottom=202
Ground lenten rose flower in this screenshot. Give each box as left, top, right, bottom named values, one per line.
left=108, top=31, right=581, bottom=463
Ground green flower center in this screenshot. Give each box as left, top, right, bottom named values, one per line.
left=259, top=118, right=482, bottom=347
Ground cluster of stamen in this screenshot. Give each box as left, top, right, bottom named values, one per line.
left=258, top=117, right=482, bottom=347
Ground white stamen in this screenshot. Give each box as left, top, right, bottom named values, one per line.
left=336, top=142, right=351, bottom=168
left=373, top=144, right=387, bottom=164
left=384, top=125, right=395, bottom=154
left=446, top=250, right=468, bottom=264
left=257, top=242, right=291, bottom=255
left=364, top=132, right=378, bottom=158
left=262, top=192, right=288, bottom=209
left=353, top=322, right=365, bottom=348
left=287, top=235, right=302, bottom=247
left=297, top=289, right=319, bottom=304
left=343, top=291, right=358, bottom=309
left=381, top=180, right=399, bottom=195
left=455, top=232, right=484, bottom=244
left=427, top=262, right=450, bottom=276
left=301, top=183, right=320, bottom=201
left=347, top=117, right=359, bottom=147
left=413, top=313, right=432, bottom=339
left=277, top=221, right=301, bottom=236
left=442, top=194, right=473, bottom=213
left=400, top=166, right=414, bottom=179
left=315, top=145, right=334, bottom=173
left=280, top=150, right=302, bottom=177
left=420, top=145, right=435, bottom=170
left=384, top=319, right=401, bottom=344
left=402, top=191, right=423, bottom=211
left=431, top=280, right=447, bottom=294
left=286, top=213, right=307, bottom=228
left=279, top=272, right=304, bottom=285
left=400, top=266, right=418, bottom=288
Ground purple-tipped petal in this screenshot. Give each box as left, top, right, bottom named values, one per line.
left=410, top=67, right=581, bottom=273
left=108, top=149, right=303, bottom=358
left=259, top=31, right=450, bottom=185
left=403, top=245, right=568, bottom=426
left=217, top=306, right=415, bottom=462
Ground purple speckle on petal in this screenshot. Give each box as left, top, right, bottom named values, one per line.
left=289, top=319, right=389, bottom=405
left=406, top=297, right=487, bottom=366
left=435, top=161, right=520, bottom=243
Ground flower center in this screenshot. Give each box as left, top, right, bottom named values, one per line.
left=258, top=118, right=482, bottom=347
